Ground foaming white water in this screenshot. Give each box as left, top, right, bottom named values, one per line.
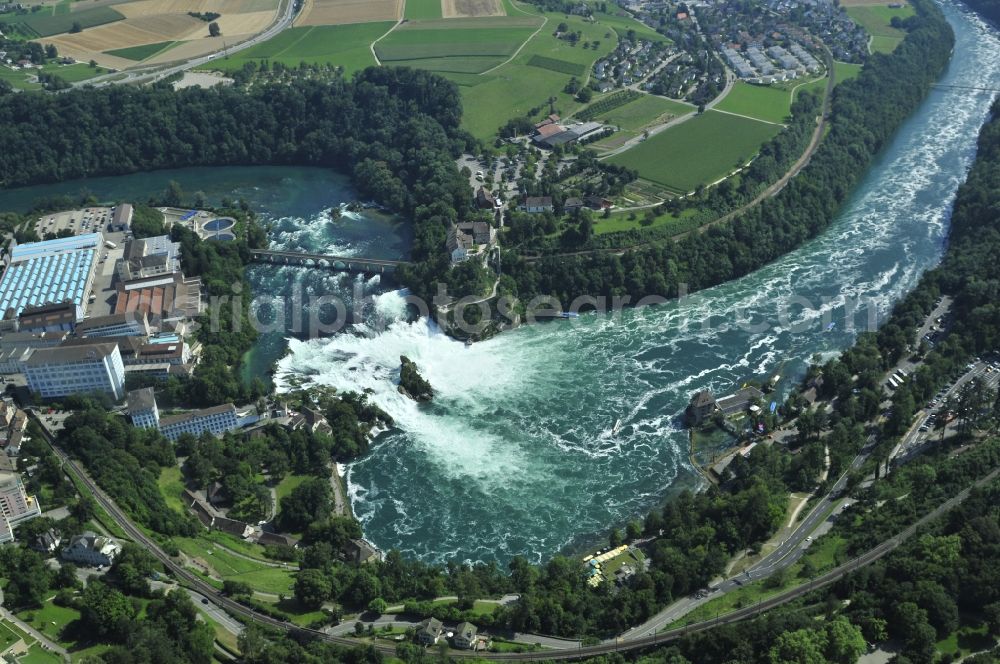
left=272, top=0, right=1000, bottom=564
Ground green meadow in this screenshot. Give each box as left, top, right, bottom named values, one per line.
left=607, top=110, right=781, bottom=193
left=714, top=82, right=793, bottom=124
left=201, top=22, right=392, bottom=74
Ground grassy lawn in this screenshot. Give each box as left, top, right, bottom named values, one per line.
left=0, top=62, right=105, bottom=91
left=846, top=4, right=914, bottom=37
left=157, top=465, right=186, bottom=516
left=834, top=61, right=863, bottom=82
left=21, top=644, right=62, bottom=664
left=105, top=41, right=178, bottom=62
left=936, top=620, right=995, bottom=657
left=203, top=23, right=392, bottom=75
left=274, top=473, right=310, bottom=504
left=589, top=94, right=692, bottom=132
left=593, top=207, right=700, bottom=236
left=870, top=35, right=902, bottom=54
left=47, top=63, right=107, bottom=83
left=847, top=4, right=913, bottom=54
left=0, top=621, right=20, bottom=650
left=404, top=0, right=443, bottom=20
left=606, top=110, right=781, bottom=193
left=491, top=638, right=544, bottom=652
left=201, top=529, right=277, bottom=561
left=17, top=600, right=81, bottom=647
left=589, top=8, right=670, bottom=43
left=175, top=537, right=296, bottom=596
left=715, top=81, right=793, bottom=124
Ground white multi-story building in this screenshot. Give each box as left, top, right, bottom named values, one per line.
left=159, top=403, right=240, bottom=441
left=24, top=342, right=126, bottom=400
left=126, top=387, right=159, bottom=429
left=61, top=531, right=121, bottom=567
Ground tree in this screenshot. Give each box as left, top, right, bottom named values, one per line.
left=209, top=21, right=221, bottom=37
left=367, top=597, right=388, bottom=615
left=769, top=627, right=828, bottom=664
left=577, top=87, right=593, bottom=103
left=223, top=580, right=253, bottom=598
left=278, top=477, right=332, bottom=532
left=825, top=617, right=867, bottom=664
left=294, top=568, right=331, bottom=609
left=112, top=543, right=158, bottom=596
left=609, top=528, right=623, bottom=548
left=626, top=520, right=643, bottom=541
left=81, top=580, right=135, bottom=640
left=70, top=21, right=82, bottom=33
left=163, top=180, right=184, bottom=207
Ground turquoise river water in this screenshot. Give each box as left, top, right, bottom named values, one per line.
left=0, top=1, right=997, bottom=566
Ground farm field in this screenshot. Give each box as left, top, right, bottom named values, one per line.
left=404, top=0, right=443, bottom=19
left=295, top=0, right=401, bottom=26
left=106, top=39, right=178, bottom=61
left=587, top=94, right=692, bottom=132
left=606, top=110, right=781, bottom=194
left=37, top=0, right=280, bottom=70
left=374, top=20, right=537, bottom=74
left=13, top=6, right=124, bottom=37
left=443, top=0, right=505, bottom=18
left=714, top=81, right=793, bottom=124
left=454, top=6, right=638, bottom=139
left=202, top=22, right=390, bottom=74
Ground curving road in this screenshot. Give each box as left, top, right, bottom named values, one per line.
left=29, top=401, right=999, bottom=662
left=74, top=0, right=298, bottom=89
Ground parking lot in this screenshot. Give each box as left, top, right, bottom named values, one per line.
left=34, top=207, right=112, bottom=238
left=893, top=357, right=1000, bottom=461
left=29, top=207, right=133, bottom=319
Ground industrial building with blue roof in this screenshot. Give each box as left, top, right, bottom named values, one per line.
left=0, top=234, right=101, bottom=321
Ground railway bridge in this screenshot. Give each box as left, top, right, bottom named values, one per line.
left=248, top=249, right=409, bottom=274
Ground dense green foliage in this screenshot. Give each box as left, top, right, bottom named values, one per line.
left=398, top=356, right=433, bottom=401
left=504, top=0, right=952, bottom=304
left=59, top=403, right=197, bottom=536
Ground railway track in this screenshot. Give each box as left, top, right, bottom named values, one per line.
left=31, top=409, right=999, bottom=661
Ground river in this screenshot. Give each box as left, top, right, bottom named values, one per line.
left=0, top=1, right=996, bottom=567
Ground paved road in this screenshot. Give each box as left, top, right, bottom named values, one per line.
left=621, top=426, right=867, bottom=640
left=28, top=404, right=1000, bottom=661
left=891, top=359, right=1000, bottom=463
left=76, top=0, right=297, bottom=89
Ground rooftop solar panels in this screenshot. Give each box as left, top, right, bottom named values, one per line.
left=0, top=235, right=99, bottom=318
